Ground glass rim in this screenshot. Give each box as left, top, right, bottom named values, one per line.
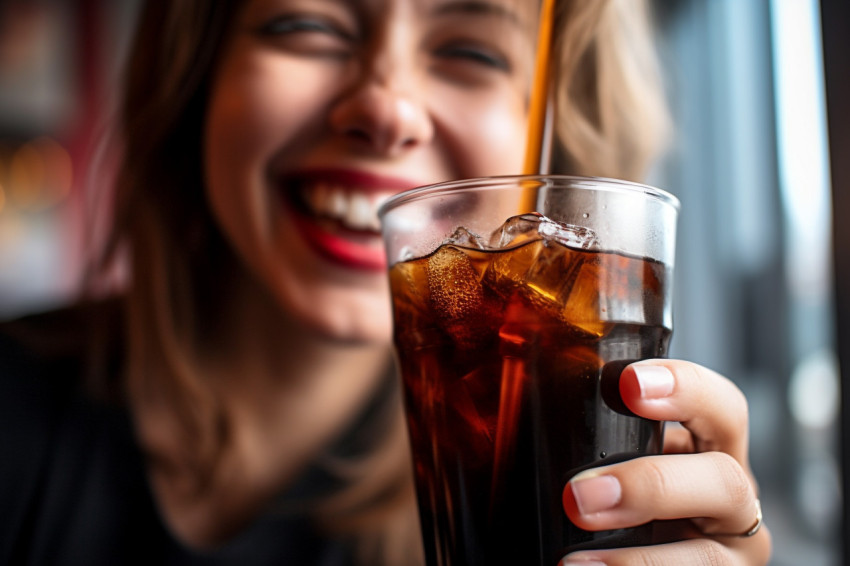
left=378, top=174, right=681, bottom=218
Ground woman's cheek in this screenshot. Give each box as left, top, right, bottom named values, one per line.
left=442, top=93, right=528, bottom=177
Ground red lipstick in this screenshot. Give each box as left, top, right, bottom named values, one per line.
left=280, top=168, right=423, bottom=272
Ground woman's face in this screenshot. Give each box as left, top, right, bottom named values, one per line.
left=205, top=0, right=536, bottom=343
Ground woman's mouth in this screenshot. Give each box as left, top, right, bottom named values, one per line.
left=281, top=170, right=417, bottom=271
left=298, top=181, right=392, bottom=232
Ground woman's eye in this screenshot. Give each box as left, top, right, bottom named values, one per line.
left=255, top=14, right=355, bottom=56
left=434, top=45, right=509, bottom=71
left=258, top=15, right=351, bottom=41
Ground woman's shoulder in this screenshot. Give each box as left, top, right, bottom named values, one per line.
left=0, top=297, right=123, bottom=399
left=0, top=297, right=121, bottom=361
left=0, top=302, right=94, bottom=495
left=0, top=298, right=126, bottom=489
left=0, top=300, right=356, bottom=564
left=0, top=298, right=146, bottom=564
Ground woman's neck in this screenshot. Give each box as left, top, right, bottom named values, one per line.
left=132, top=267, right=394, bottom=548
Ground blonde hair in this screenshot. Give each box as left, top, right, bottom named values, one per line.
left=87, top=0, right=669, bottom=564
left=551, top=0, right=671, bottom=181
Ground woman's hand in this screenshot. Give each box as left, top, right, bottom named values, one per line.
left=560, top=360, right=772, bottom=566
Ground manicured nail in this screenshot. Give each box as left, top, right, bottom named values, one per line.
left=570, top=474, right=622, bottom=515
left=632, top=364, right=674, bottom=399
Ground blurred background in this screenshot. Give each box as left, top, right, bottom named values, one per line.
left=0, top=0, right=843, bottom=564
left=0, top=0, right=137, bottom=315
left=654, top=1, right=841, bottom=564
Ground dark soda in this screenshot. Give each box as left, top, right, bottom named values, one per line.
left=389, top=214, right=671, bottom=566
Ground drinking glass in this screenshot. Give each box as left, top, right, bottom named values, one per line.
left=379, top=174, right=679, bottom=566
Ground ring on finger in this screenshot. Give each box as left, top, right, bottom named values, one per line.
left=739, top=499, right=763, bottom=538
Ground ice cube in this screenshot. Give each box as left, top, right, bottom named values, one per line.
left=483, top=216, right=559, bottom=298
left=538, top=217, right=599, bottom=250
left=427, top=245, right=495, bottom=350
left=486, top=240, right=546, bottom=297
left=427, top=245, right=483, bottom=316
left=479, top=213, right=610, bottom=337
left=561, top=252, right=648, bottom=335
left=443, top=226, right=487, bottom=249
left=483, top=235, right=585, bottom=328
left=482, top=213, right=600, bottom=308
left=487, top=213, right=545, bottom=249
left=487, top=213, right=599, bottom=251
left=523, top=241, right=583, bottom=306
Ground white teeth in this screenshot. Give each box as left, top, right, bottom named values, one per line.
left=345, top=192, right=373, bottom=230
left=301, top=182, right=393, bottom=232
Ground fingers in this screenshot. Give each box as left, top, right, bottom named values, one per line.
left=661, top=424, right=695, bottom=454
left=562, top=452, right=757, bottom=536
left=618, top=360, right=750, bottom=467
left=561, top=534, right=773, bottom=566
left=558, top=359, right=771, bottom=565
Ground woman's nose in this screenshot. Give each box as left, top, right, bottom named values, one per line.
left=329, top=77, right=434, bottom=157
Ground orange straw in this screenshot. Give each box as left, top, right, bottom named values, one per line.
left=520, top=0, right=557, bottom=212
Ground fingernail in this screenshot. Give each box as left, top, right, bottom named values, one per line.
left=632, top=365, right=674, bottom=399
left=561, top=559, right=606, bottom=566
left=570, top=474, right=622, bottom=515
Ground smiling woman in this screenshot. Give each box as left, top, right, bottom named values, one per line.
left=203, top=0, right=534, bottom=348
left=0, top=1, right=769, bottom=566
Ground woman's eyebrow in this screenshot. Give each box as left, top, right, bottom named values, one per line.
left=431, top=0, right=525, bottom=27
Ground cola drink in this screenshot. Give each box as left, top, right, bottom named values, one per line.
left=388, top=213, right=672, bottom=566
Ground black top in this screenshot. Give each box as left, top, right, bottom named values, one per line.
left=0, top=301, right=359, bottom=566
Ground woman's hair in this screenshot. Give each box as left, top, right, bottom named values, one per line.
left=95, top=0, right=237, bottom=487
left=551, top=0, right=671, bottom=180
left=87, top=0, right=669, bottom=564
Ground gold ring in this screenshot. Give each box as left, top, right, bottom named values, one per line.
left=741, top=499, right=763, bottom=537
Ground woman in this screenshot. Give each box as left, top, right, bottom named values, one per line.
left=0, top=0, right=771, bottom=565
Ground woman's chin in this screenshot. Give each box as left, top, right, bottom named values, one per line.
left=287, top=294, right=395, bottom=347
left=319, top=319, right=394, bottom=347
